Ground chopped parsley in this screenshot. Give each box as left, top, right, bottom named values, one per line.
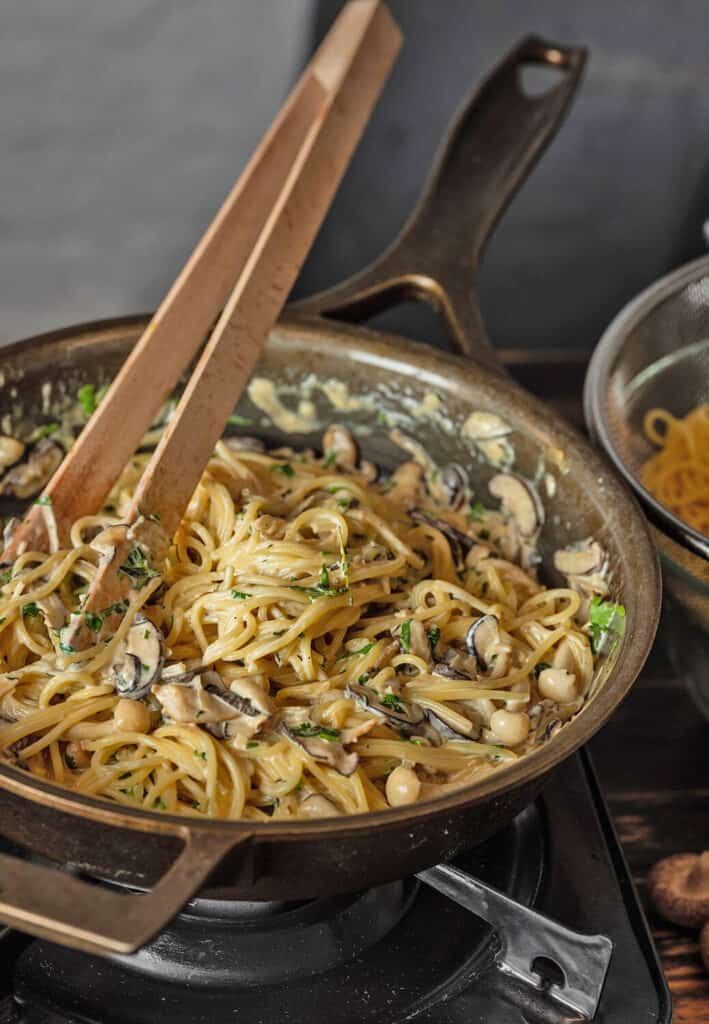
left=34, top=494, right=53, bottom=506
left=468, top=501, right=486, bottom=523
left=77, top=383, right=98, bottom=416
left=33, top=422, right=60, bottom=439
left=358, top=673, right=368, bottom=684
left=65, top=753, right=77, bottom=769
left=227, top=414, right=253, bottom=427
left=382, top=692, right=406, bottom=713
left=21, top=602, right=39, bottom=618
left=320, top=565, right=330, bottom=589
left=0, top=569, right=11, bottom=585
left=59, top=641, right=75, bottom=655
left=0, top=618, right=5, bottom=626
left=376, top=410, right=389, bottom=426
left=271, top=462, right=295, bottom=478
left=534, top=661, right=551, bottom=678
left=323, top=451, right=337, bottom=468
left=231, top=590, right=251, bottom=600
left=153, top=797, right=166, bottom=810
left=194, top=750, right=207, bottom=761
left=85, top=611, right=103, bottom=632
left=588, top=597, right=626, bottom=654
left=143, top=629, right=150, bottom=639
left=428, top=625, right=441, bottom=654
left=409, top=737, right=425, bottom=746
left=246, top=741, right=259, bottom=749
left=399, top=619, right=412, bottom=652
left=118, top=546, right=160, bottom=588
left=337, top=642, right=376, bottom=660
left=291, top=723, right=341, bottom=742
left=336, top=498, right=350, bottom=510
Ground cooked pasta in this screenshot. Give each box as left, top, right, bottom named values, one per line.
left=0, top=425, right=610, bottom=820
left=641, top=404, right=709, bottom=537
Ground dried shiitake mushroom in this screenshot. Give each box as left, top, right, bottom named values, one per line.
left=647, top=851, right=709, bottom=928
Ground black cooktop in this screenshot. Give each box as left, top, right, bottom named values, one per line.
left=0, top=750, right=670, bottom=1024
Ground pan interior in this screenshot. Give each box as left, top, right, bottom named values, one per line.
left=0, top=313, right=659, bottom=822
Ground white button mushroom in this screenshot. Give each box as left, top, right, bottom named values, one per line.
left=489, top=709, right=530, bottom=747
left=113, top=698, right=151, bottom=734
left=385, top=765, right=421, bottom=807
left=538, top=667, right=578, bottom=703
left=0, top=436, right=24, bottom=471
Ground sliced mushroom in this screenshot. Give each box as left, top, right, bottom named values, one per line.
left=388, top=461, right=424, bottom=508
left=36, top=593, right=67, bottom=631
left=410, top=509, right=474, bottom=566
left=465, top=614, right=512, bottom=678
left=160, top=663, right=211, bottom=685
left=648, top=852, right=709, bottom=928
left=0, top=436, right=25, bottom=472
left=299, top=793, right=342, bottom=818
left=554, top=539, right=606, bottom=577
left=440, top=463, right=469, bottom=512
left=283, top=723, right=358, bottom=776
left=537, top=667, right=577, bottom=703
left=322, top=425, right=358, bottom=471
left=488, top=474, right=543, bottom=539
left=359, top=460, right=378, bottom=483
left=346, top=681, right=425, bottom=729
left=204, top=678, right=272, bottom=744
left=224, top=436, right=266, bottom=452
left=109, top=616, right=164, bottom=700
left=425, top=706, right=478, bottom=739
left=0, top=438, right=64, bottom=500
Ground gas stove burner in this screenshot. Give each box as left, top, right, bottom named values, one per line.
left=7, top=752, right=670, bottom=1024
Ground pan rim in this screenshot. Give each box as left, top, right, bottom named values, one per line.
left=0, top=311, right=661, bottom=841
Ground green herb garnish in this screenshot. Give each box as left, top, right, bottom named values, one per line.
left=478, top=528, right=490, bottom=541
left=338, top=642, right=375, bottom=660
left=399, top=619, right=412, bottom=652
left=34, top=495, right=53, bottom=507
left=194, top=750, right=207, bottom=761
left=231, top=590, right=251, bottom=600
left=65, top=753, right=77, bottom=769
left=382, top=692, right=406, bottom=713
left=33, top=422, right=60, bottom=439
left=323, top=451, right=337, bottom=468
left=271, top=462, right=295, bottom=478
left=358, top=673, right=368, bottom=684
left=588, top=598, right=626, bottom=654
left=291, top=723, right=341, bottom=742
left=468, top=501, right=486, bottom=523
left=227, top=414, right=253, bottom=427
left=85, top=611, right=103, bottom=632
left=153, top=797, right=166, bottom=810
left=59, top=640, right=75, bottom=654
left=246, top=741, right=259, bottom=749
left=0, top=569, right=11, bottom=585
left=78, top=383, right=97, bottom=416
left=21, top=602, right=39, bottom=618
left=118, top=546, right=160, bottom=588
left=534, top=661, right=551, bottom=678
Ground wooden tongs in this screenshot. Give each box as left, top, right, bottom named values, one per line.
left=5, top=0, right=401, bottom=649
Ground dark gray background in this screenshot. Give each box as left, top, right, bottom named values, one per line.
left=2, top=1, right=708, bottom=352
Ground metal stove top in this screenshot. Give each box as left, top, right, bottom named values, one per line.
left=0, top=750, right=669, bottom=1024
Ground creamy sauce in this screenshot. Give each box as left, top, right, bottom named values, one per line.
left=320, top=380, right=366, bottom=413
left=247, top=378, right=319, bottom=434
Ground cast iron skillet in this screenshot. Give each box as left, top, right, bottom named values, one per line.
left=0, top=37, right=660, bottom=957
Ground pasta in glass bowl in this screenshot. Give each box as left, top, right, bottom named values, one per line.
left=585, top=253, right=709, bottom=716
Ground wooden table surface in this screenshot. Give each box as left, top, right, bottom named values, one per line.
left=507, top=349, right=709, bottom=1023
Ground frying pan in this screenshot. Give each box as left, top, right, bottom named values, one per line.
left=0, top=37, right=660, bottom=959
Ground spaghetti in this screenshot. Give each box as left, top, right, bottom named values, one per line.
left=641, top=404, right=709, bottom=537
left=0, top=428, right=605, bottom=820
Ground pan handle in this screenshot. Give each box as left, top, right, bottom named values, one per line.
left=0, top=827, right=248, bottom=956
left=292, top=35, right=587, bottom=372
